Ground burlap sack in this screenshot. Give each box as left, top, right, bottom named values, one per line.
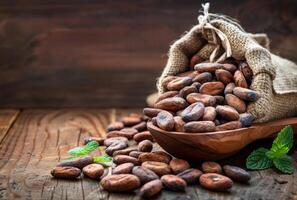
left=157, top=3, right=297, bottom=123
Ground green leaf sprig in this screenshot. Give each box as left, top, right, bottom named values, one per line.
left=246, top=125, right=295, bottom=174
left=68, top=141, right=99, bottom=157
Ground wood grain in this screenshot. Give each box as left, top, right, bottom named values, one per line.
left=0, top=0, right=296, bottom=107
left=0, top=109, right=20, bottom=144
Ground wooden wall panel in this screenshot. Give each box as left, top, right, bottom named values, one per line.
left=0, top=0, right=296, bottom=107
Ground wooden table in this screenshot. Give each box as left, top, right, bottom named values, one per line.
left=0, top=109, right=296, bottom=200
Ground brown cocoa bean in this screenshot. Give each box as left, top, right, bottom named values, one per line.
left=133, top=131, right=154, bottom=143
left=155, top=111, right=175, bottom=131
left=132, top=122, right=147, bottom=132
left=138, top=140, right=153, bottom=152
left=199, top=81, right=225, bottom=95
left=193, top=72, right=213, bottom=84
left=202, top=107, right=217, bottom=121
left=223, top=165, right=251, bottom=183
left=216, top=105, right=240, bottom=121
left=161, top=175, right=187, bottom=191
left=214, top=95, right=225, bottom=105
left=142, top=161, right=171, bottom=176
left=113, top=155, right=139, bottom=165
left=113, top=163, right=134, bottom=174
left=143, top=108, right=163, bottom=118
left=239, top=113, right=254, bottom=127
left=51, top=166, right=81, bottom=179
left=178, top=71, right=198, bottom=78
left=104, top=137, right=128, bottom=146
left=215, top=69, right=233, bottom=85
left=174, top=116, right=186, bottom=132
left=106, top=122, right=124, bottom=132
left=139, top=179, right=163, bottom=198
left=169, top=159, right=190, bottom=174
left=121, top=128, right=138, bottom=137
left=129, top=151, right=143, bottom=158
left=225, top=94, right=247, bottom=113
left=156, top=91, right=179, bottom=103
left=199, top=173, right=233, bottom=191
left=186, top=93, right=216, bottom=106
left=107, top=130, right=134, bottom=139
left=184, top=121, right=216, bottom=133
left=161, top=76, right=177, bottom=88
left=181, top=102, right=205, bottom=122
left=121, top=116, right=142, bottom=126
left=57, top=156, right=93, bottom=169
left=233, top=87, right=260, bottom=102
left=222, top=63, right=237, bottom=73
left=190, top=55, right=204, bottom=69
left=191, top=82, right=202, bottom=90
left=239, top=61, right=253, bottom=82
left=100, top=174, right=141, bottom=192
left=138, top=151, right=172, bottom=164
left=84, top=137, right=104, bottom=145
left=194, top=63, right=223, bottom=73
left=113, top=146, right=138, bottom=156
left=216, top=121, right=242, bottom=131
left=167, top=76, right=192, bottom=91
left=234, top=70, right=248, bottom=88
left=179, top=85, right=198, bottom=98
left=132, top=166, right=159, bottom=184
left=177, top=168, right=202, bottom=184
left=201, top=161, right=222, bottom=174
left=155, top=97, right=188, bottom=111
left=82, top=164, right=104, bottom=179
left=224, top=82, right=235, bottom=95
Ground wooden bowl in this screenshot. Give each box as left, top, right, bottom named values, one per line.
left=147, top=118, right=297, bottom=161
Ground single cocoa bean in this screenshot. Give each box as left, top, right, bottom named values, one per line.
left=178, top=71, right=199, bottom=78
left=100, top=174, right=141, bottom=192
left=186, top=93, right=216, bottom=106
left=201, top=161, right=222, bottom=174
left=225, top=94, right=247, bottom=113
left=199, top=81, right=225, bottom=95
left=215, top=69, right=233, bottom=85
left=107, top=130, right=133, bottom=139
left=139, top=179, right=163, bottom=198
left=155, top=97, right=188, bottom=111
left=216, top=121, right=242, bottom=131
left=104, top=137, right=128, bottom=146
left=156, top=111, right=175, bottom=131
left=181, top=102, right=205, bottom=122
left=84, top=137, right=104, bottom=145
left=223, top=165, right=251, bottom=183
left=138, top=140, right=153, bottom=152
left=202, top=107, right=217, bottom=121
left=133, top=131, right=154, bottom=143
left=121, top=116, right=142, bottom=126
left=216, top=105, right=240, bottom=121
left=199, top=173, right=233, bottom=191
left=156, top=91, right=179, bottom=103
left=161, top=76, right=177, bottom=88
left=169, top=159, right=190, bottom=174
left=113, top=163, right=134, bottom=174
left=190, top=55, right=204, bottom=69
left=161, top=175, right=187, bottom=191
left=113, top=155, right=139, bottom=165
left=113, top=146, right=138, bottom=157
left=184, top=121, right=216, bottom=133
left=233, top=87, right=260, bottom=102
left=129, top=151, right=143, bottom=158
left=142, top=161, right=171, bottom=176
left=106, top=122, right=124, bottom=132
left=167, top=76, right=192, bottom=91
left=132, top=166, right=159, bottom=184
left=51, top=166, right=81, bottom=179
left=222, top=63, right=237, bottom=73
left=234, top=70, right=248, bottom=88
left=57, top=156, right=93, bottom=169
left=224, top=82, right=236, bottom=95
left=177, top=168, right=202, bottom=184
left=194, top=63, right=223, bottom=73
left=132, top=121, right=147, bottom=132
left=120, top=128, right=138, bottom=137
left=239, top=61, right=253, bottom=82
left=174, top=116, right=186, bottom=132
left=179, top=85, right=198, bottom=98
left=143, top=108, right=163, bottom=118
left=82, top=164, right=104, bottom=179
left=239, top=113, right=254, bottom=127
left=193, top=72, right=213, bottom=84
left=138, top=151, right=172, bottom=164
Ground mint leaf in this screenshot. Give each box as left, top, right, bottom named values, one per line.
left=266, top=125, right=294, bottom=159
left=93, top=155, right=112, bottom=163
left=246, top=148, right=273, bottom=170
left=273, top=155, right=294, bottom=174
left=68, top=141, right=99, bottom=157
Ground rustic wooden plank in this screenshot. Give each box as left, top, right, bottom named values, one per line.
left=0, top=109, right=20, bottom=143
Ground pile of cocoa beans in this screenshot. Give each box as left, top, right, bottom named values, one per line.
left=51, top=112, right=251, bottom=198
left=147, top=58, right=259, bottom=133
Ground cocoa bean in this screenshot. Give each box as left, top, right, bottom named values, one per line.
left=82, top=164, right=104, bottom=179
left=129, top=151, right=143, bottom=158
left=216, top=105, right=240, bottom=121
left=169, top=159, right=190, bottom=174
left=84, top=137, right=104, bottom=145
left=104, top=137, right=128, bottom=146
left=194, top=63, right=223, bottom=73
left=155, top=111, right=175, bottom=131
left=184, top=121, right=216, bottom=133
left=177, top=168, right=202, bottom=184
left=161, top=76, right=177, bottom=88
left=105, top=140, right=128, bottom=156
left=191, top=82, right=202, bottom=90
left=178, top=71, right=198, bottom=78
left=190, top=55, right=204, bottom=69
left=113, top=163, right=134, bottom=174
left=215, top=69, right=233, bottom=85
left=57, top=156, right=93, bottom=169
left=239, top=113, right=254, bottom=127
left=142, top=161, right=171, bottom=176
left=113, top=155, right=139, bottom=165
left=216, top=121, right=242, bottom=131
left=143, top=108, right=163, bottom=118
left=155, top=97, right=188, bottom=111
left=174, top=116, right=186, bottom=132
left=193, top=72, right=213, bottom=84
left=202, top=107, right=217, bottom=121
left=234, top=70, right=248, bottom=88
left=51, top=166, right=81, bottom=179
left=156, top=91, right=179, bottom=103
left=132, top=121, right=147, bottom=132
left=223, top=165, right=251, bottom=183
left=199, top=81, right=224, bottom=95
left=214, top=95, right=225, bottom=105
left=106, top=122, right=124, bottom=132
left=120, top=128, right=138, bottom=137
left=133, top=131, right=154, bottom=143
left=113, top=146, right=138, bottom=156
left=239, top=61, right=253, bottom=82
left=224, top=82, right=235, bottom=95
left=222, top=63, right=237, bottom=73
left=138, top=151, right=172, bottom=164
left=186, top=93, right=216, bottom=106
left=201, top=161, right=222, bottom=174
left=138, top=140, right=153, bottom=152
left=233, top=87, right=260, bottom=102
left=179, top=85, right=198, bottom=98
left=225, top=94, right=247, bottom=113
left=181, top=102, right=205, bottom=122
left=100, top=174, right=141, bottom=192
left=199, top=173, right=233, bottom=191
left=161, top=175, right=187, bottom=191
left=107, top=130, right=133, bottom=139
left=167, top=76, right=192, bottom=91
left=121, top=116, right=142, bottom=126
left=132, top=166, right=159, bottom=184
left=139, top=179, right=163, bottom=198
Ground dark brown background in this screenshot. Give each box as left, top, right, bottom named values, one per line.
left=0, top=0, right=296, bottom=108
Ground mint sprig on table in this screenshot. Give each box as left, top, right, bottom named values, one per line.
left=246, top=125, right=295, bottom=174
